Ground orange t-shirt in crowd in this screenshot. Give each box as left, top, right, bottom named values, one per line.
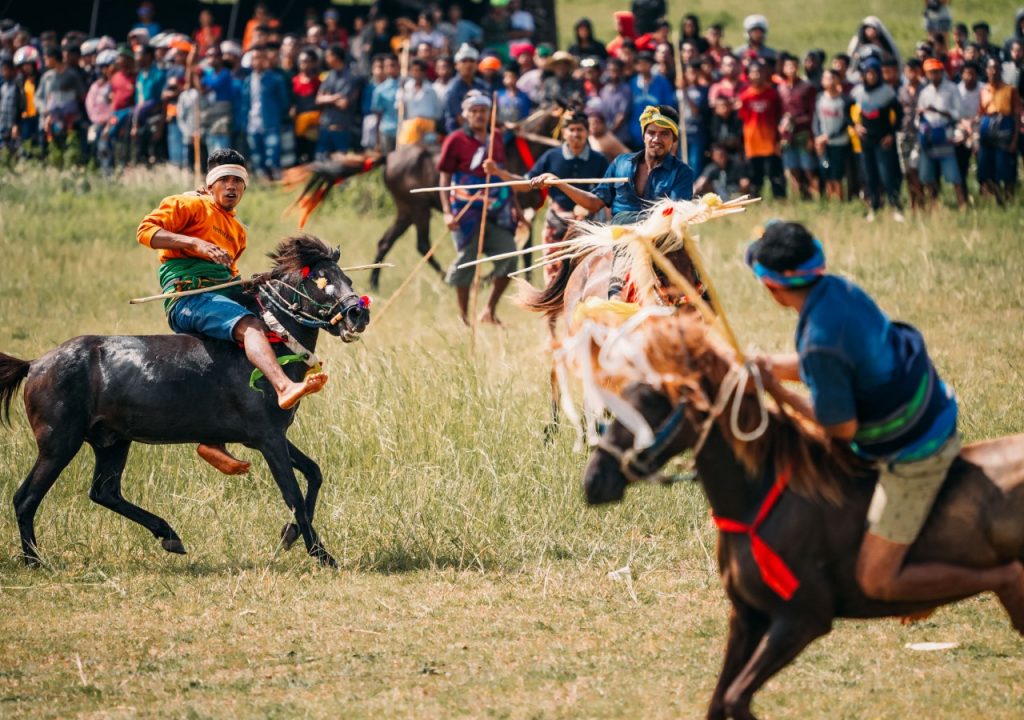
left=737, top=84, right=782, bottom=158
left=137, top=193, right=247, bottom=276
left=242, top=16, right=280, bottom=51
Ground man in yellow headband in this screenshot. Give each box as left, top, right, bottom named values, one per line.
left=530, top=104, right=695, bottom=298
left=137, top=149, right=328, bottom=475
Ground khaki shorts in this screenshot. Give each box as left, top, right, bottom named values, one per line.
left=866, top=432, right=961, bottom=544
left=444, top=224, right=517, bottom=287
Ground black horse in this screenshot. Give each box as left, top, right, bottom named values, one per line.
left=0, top=234, right=369, bottom=568
left=583, top=315, right=1024, bottom=720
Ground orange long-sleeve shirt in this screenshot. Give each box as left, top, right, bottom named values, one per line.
left=137, top=193, right=247, bottom=277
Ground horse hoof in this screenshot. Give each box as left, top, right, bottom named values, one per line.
left=281, top=523, right=299, bottom=551
left=161, top=538, right=187, bottom=555
left=316, top=551, right=338, bottom=569
left=543, top=423, right=559, bottom=444
left=22, top=554, right=42, bottom=568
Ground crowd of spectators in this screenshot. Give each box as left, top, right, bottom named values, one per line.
left=1, top=1, right=1022, bottom=214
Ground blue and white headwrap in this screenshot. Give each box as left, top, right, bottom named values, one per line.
left=745, top=221, right=826, bottom=289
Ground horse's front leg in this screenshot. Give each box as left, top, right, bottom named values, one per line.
left=260, top=438, right=335, bottom=567
left=280, top=440, right=324, bottom=552
left=721, top=614, right=830, bottom=720
left=707, top=600, right=769, bottom=720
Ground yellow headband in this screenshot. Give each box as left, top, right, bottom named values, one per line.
left=639, top=105, right=679, bottom=137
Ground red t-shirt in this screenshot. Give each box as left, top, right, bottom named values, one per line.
left=737, top=84, right=782, bottom=158
left=110, top=71, right=136, bottom=111
left=438, top=128, right=506, bottom=178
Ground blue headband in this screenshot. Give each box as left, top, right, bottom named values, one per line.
left=746, top=236, right=826, bottom=289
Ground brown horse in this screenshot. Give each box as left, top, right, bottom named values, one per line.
left=287, top=108, right=564, bottom=290
left=581, top=313, right=1024, bottom=720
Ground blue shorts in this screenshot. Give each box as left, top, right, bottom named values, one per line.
left=918, top=151, right=962, bottom=186
left=782, top=146, right=817, bottom=172
left=167, top=292, right=254, bottom=342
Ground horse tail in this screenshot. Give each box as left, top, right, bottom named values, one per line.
left=519, top=253, right=576, bottom=321
left=0, top=353, right=30, bottom=427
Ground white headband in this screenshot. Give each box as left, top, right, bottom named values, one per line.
left=206, top=164, right=249, bottom=188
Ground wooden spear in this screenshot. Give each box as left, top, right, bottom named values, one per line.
left=411, top=177, right=628, bottom=194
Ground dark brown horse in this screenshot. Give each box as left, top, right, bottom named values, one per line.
left=582, top=313, right=1024, bottom=720
left=288, top=108, right=564, bottom=290
left=0, top=235, right=369, bottom=568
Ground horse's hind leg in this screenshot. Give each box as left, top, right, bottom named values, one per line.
left=370, top=213, right=413, bottom=290
left=280, top=440, right=323, bottom=552
left=414, top=215, right=443, bottom=275
left=88, top=440, right=186, bottom=555
left=260, top=439, right=335, bottom=567
left=543, top=361, right=560, bottom=443
left=13, top=435, right=83, bottom=566
left=707, top=602, right=769, bottom=720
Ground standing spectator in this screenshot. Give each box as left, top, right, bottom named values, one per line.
left=709, top=95, right=744, bottom=159
left=507, top=0, right=536, bottom=42
left=1004, top=10, right=1024, bottom=58
left=444, top=44, right=486, bottom=134
left=433, top=55, right=455, bottom=106
left=694, top=143, right=749, bottom=198
left=848, top=16, right=902, bottom=75
left=679, top=14, right=710, bottom=55
left=200, top=46, right=233, bottom=153
left=978, top=56, right=1021, bottom=202
left=13, top=46, right=40, bottom=150
left=955, top=62, right=982, bottom=190
left=923, top=0, right=952, bottom=37
left=737, top=61, right=785, bottom=199
left=323, top=9, right=348, bottom=49
left=371, top=54, right=400, bottom=153
left=851, top=57, right=904, bottom=220
left=243, top=3, right=279, bottom=52
left=631, top=0, right=666, bottom=36
left=496, top=63, right=530, bottom=126
left=736, top=15, right=779, bottom=71
left=1004, top=40, right=1024, bottom=91
left=580, top=57, right=603, bottom=99
left=160, top=75, right=185, bottom=169
left=709, top=55, right=744, bottom=104
left=813, top=68, right=852, bottom=201
left=411, top=11, right=445, bottom=52
left=897, top=58, right=926, bottom=210
left=680, top=61, right=709, bottom=173
left=705, top=24, right=730, bottom=68
left=972, top=23, right=1002, bottom=63
left=478, top=55, right=503, bottom=95
left=0, top=58, right=25, bottom=154
left=133, top=2, right=161, bottom=39
left=586, top=101, right=630, bottom=160
left=600, top=57, right=632, bottom=148
left=242, top=46, right=288, bottom=180
left=132, top=44, right=165, bottom=164
left=193, top=9, right=222, bottom=58
left=397, top=58, right=441, bottom=146
left=292, top=49, right=321, bottom=163
left=606, top=12, right=636, bottom=59
left=653, top=42, right=676, bottom=87
left=569, top=19, right=608, bottom=61
left=39, top=46, right=86, bottom=151
left=361, top=55, right=384, bottom=151
left=917, top=57, right=966, bottom=209
left=316, top=45, right=362, bottom=158
left=804, top=50, right=826, bottom=89
left=439, top=4, right=483, bottom=51
left=778, top=52, right=819, bottom=199
left=542, top=51, right=584, bottom=106
left=513, top=44, right=543, bottom=106
left=628, top=50, right=674, bottom=149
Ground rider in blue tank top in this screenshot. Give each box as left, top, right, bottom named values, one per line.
left=747, top=220, right=1024, bottom=634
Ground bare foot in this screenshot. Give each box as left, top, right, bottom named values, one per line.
left=197, top=444, right=251, bottom=475
left=478, top=310, right=504, bottom=327
left=278, top=372, right=329, bottom=410
left=995, top=563, right=1024, bottom=635
left=899, top=608, right=935, bottom=625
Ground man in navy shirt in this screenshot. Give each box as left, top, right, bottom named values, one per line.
left=749, top=221, right=1024, bottom=631
left=443, top=44, right=488, bottom=134
left=484, top=110, right=608, bottom=281
left=531, top=105, right=694, bottom=298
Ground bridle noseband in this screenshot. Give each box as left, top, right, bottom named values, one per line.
left=257, top=275, right=361, bottom=339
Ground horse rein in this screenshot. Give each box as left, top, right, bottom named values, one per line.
left=257, top=276, right=363, bottom=344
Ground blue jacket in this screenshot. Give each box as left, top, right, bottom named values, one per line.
left=593, top=150, right=693, bottom=220
left=239, top=69, right=289, bottom=134
left=628, top=74, right=676, bottom=146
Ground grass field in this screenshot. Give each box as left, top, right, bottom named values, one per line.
left=0, top=163, right=1022, bottom=718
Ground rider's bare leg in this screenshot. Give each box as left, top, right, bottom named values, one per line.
left=233, top=316, right=328, bottom=410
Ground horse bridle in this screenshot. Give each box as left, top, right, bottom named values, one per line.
left=257, top=275, right=361, bottom=335
left=596, top=363, right=770, bottom=485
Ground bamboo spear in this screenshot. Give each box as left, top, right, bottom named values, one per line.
left=411, top=177, right=628, bottom=194
left=128, top=264, right=394, bottom=304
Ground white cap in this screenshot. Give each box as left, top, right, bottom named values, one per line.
left=743, top=14, right=768, bottom=33
left=95, top=49, right=119, bottom=67
left=454, top=43, right=479, bottom=62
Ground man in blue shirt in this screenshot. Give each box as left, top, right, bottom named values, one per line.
left=240, top=46, right=288, bottom=179
left=531, top=105, right=694, bottom=297
left=628, top=51, right=675, bottom=149
left=484, top=110, right=609, bottom=282
left=444, top=44, right=488, bottom=134
left=749, top=221, right=1024, bottom=630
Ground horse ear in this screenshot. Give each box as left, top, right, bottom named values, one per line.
left=332, top=246, right=341, bottom=262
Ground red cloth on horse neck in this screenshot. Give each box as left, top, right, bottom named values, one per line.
left=713, top=466, right=799, bottom=600
left=514, top=135, right=548, bottom=204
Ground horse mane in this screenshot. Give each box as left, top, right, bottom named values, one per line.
left=267, top=234, right=340, bottom=279
left=641, top=314, right=869, bottom=505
